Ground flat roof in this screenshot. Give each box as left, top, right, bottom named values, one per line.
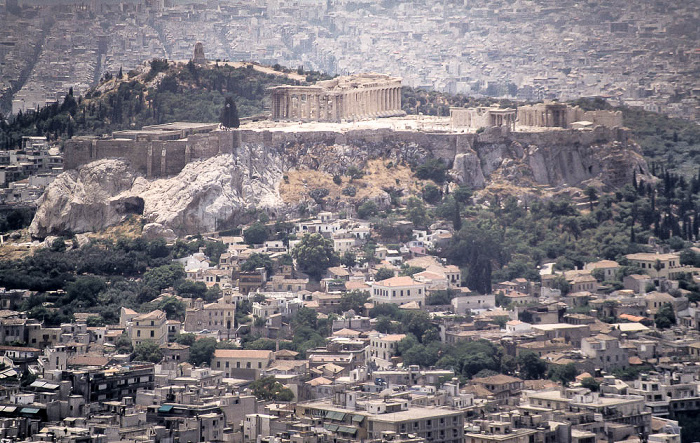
left=369, top=407, right=462, bottom=422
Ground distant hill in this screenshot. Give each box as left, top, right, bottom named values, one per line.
left=1, top=60, right=699, bottom=179
left=0, top=59, right=322, bottom=149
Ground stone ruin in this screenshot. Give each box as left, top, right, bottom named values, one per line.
left=269, top=73, right=405, bottom=122
left=192, top=42, right=206, bottom=65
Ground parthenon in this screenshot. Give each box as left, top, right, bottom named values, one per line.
left=269, top=73, right=405, bottom=122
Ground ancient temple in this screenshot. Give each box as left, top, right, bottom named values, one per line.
left=517, top=101, right=623, bottom=129
left=516, top=101, right=571, bottom=128
left=269, top=73, right=404, bottom=122
left=450, top=106, right=516, bottom=131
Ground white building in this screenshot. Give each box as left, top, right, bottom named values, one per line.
left=370, top=276, right=426, bottom=307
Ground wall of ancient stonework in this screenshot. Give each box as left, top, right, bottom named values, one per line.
left=63, top=125, right=624, bottom=184
left=568, top=109, right=623, bottom=128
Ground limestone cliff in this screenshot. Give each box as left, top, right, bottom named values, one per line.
left=30, top=126, right=649, bottom=238
left=30, top=151, right=286, bottom=238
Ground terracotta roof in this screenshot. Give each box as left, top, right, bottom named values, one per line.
left=213, top=349, right=273, bottom=359
left=328, top=267, right=350, bottom=277
left=68, top=355, right=109, bottom=367
left=345, top=281, right=370, bottom=291
left=333, top=328, right=361, bottom=337
left=307, top=376, right=333, bottom=387
left=629, top=356, right=644, bottom=365
left=134, top=310, right=165, bottom=321
left=160, top=343, right=189, bottom=350
left=375, top=276, right=423, bottom=287
left=0, top=345, right=41, bottom=352
left=472, top=374, right=523, bottom=385
left=404, top=256, right=441, bottom=268
left=274, top=349, right=299, bottom=358
left=373, top=333, right=406, bottom=342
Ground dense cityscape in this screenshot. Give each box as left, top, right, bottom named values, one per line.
left=2, top=0, right=699, bottom=121
left=0, top=0, right=699, bottom=442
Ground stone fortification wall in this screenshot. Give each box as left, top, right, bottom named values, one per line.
left=63, top=124, right=629, bottom=190
left=568, top=108, right=623, bottom=128
left=64, top=131, right=238, bottom=178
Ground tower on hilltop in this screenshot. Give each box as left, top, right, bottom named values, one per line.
left=192, top=42, right=206, bottom=65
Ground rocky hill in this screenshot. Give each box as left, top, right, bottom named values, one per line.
left=29, top=123, right=649, bottom=238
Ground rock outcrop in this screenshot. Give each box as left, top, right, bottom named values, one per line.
left=30, top=151, right=286, bottom=238
left=30, top=160, right=144, bottom=238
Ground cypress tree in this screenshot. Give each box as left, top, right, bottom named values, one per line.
left=220, top=96, right=240, bottom=129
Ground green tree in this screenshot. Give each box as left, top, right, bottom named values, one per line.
left=517, top=351, right=547, bottom=380
left=240, top=253, right=274, bottom=276
left=243, top=222, right=269, bottom=245
left=143, top=264, right=185, bottom=291
left=249, top=376, right=295, bottom=401
left=339, top=290, right=369, bottom=313
left=189, top=337, right=218, bottom=366
left=176, top=280, right=208, bottom=299
left=50, top=237, right=67, bottom=252
left=550, top=275, right=571, bottom=295
left=157, top=296, right=186, bottom=321
left=115, top=334, right=133, bottom=354
left=346, top=165, right=364, bottom=180
left=133, top=341, right=163, bottom=363
left=422, top=184, right=442, bottom=204
left=374, top=268, right=395, bottom=281
left=64, top=276, right=106, bottom=307
left=293, top=307, right=318, bottom=329
left=405, top=197, right=429, bottom=228
left=309, top=188, right=329, bottom=205
left=341, top=251, right=356, bottom=268
left=585, top=187, right=598, bottom=211
left=548, top=363, right=578, bottom=385
left=415, top=158, right=449, bottom=184
left=175, top=333, right=196, bottom=346
left=357, top=200, right=378, bottom=219
left=580, top=377, right=600, bottom=392
left=204, top=241, right=227, bottom=264
left=292, top=233, right=339, bottom=280
left=400, top=266, right=425, bottom=277
left=453, top=185, right=473, bottom=204
left=220, top=96, right=240, bottom=129
left=654, top=302, right=676, bottom=329
left=446, top=221, right=505, bottom=294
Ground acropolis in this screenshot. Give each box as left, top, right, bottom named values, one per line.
left=269, top=73, right=405, bottom=122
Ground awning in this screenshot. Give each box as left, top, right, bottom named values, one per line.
left=324, top=424, right=339, bottom=432
left=325, top=411, right=346, bottom=421
left=338, top=426, right=357, bottom=435
left=20, top=408, right=40, bottom=414
left=158, top=405, right=174, bottom=413
left=351, top=414, right=365, bottom=423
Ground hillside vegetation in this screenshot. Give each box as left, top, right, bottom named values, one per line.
left=0, top=60, right=315, bottom=149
